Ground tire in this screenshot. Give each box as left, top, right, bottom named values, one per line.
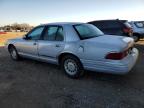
left=9, top=46, right=20, bottom=61
left=132, top=35, right=139, bottom=42
left=61, top=55, right=84, bottom=78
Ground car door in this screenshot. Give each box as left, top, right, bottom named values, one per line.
left=16, top=26, right=45, bottom=56
left=38, top=25, right=65, bottom=61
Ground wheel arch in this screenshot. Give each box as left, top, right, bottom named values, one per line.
left=58, top=52, right=82, bottom=65
left=8, top=44, right=15, bottom=52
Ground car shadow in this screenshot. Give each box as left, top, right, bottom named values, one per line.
left=22, top=57, right=60, bottom=70
left=17, top=55, right=126, bottom=85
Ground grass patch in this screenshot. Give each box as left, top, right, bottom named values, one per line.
left=0, top=32, right=26, bottom=46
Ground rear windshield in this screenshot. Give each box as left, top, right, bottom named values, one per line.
left=134, top=22, right=144, bottom=28
left=73, top=24, right=104, bottom=40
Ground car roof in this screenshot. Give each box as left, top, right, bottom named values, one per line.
left=40, top=22, right=85, bottom=26
left=88, top=19, right=127, bottom=23
left=131, top=21, right=144, bottom=23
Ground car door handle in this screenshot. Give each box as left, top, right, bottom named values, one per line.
left=33, top=42, right=37, bottom=45
left=55, top=44, right=61, bottom=47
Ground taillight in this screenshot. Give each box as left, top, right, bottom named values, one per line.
left=105, top=50, right=128, bottom=60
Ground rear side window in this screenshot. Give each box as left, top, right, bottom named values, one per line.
left=43, top=26, right=64, bottom=41
left=90, top=21, right=122, bottom=29
left=134, top=22, right=144, bottom=28
left=106, top=21, right=122, bottom=28
left=56, top=27, right=64, bottom=41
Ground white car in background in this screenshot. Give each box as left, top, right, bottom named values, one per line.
left=129, top=21, right=144, bottom=41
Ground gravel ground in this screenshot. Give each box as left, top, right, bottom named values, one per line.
left=0, top=43, right=144, bottom=108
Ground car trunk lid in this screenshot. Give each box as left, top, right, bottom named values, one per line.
left=83, top=35, right=134, bottom=52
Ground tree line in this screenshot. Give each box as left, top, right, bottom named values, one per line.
left=0, top=23, right=34, bottom=32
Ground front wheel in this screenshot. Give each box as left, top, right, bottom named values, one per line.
left=61, top=55, right=84, bottom=78
left=9, top=46, right=20, bottom=61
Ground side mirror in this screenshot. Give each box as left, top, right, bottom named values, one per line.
left=23, top=35, right=31, bottom=40
left=23, top=35, right=27, bottom=40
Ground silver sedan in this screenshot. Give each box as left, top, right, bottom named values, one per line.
left=5, top=22, right=139, bottom=78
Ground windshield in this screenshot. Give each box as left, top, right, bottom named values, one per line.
left=73, top=24, right=104, bottom=40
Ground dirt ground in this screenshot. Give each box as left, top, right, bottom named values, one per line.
left=0, top=40, right=144, bottom=108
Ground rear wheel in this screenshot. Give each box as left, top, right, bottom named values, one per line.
left=9, top=46, right=20, bottom=60
left=61, top=55, right=84, bottom=78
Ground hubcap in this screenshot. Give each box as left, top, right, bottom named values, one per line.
left=64, top=59, right=78, bottom=75
left=10, top=48, right=17, bottom=59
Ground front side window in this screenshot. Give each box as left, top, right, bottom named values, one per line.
left=74, top=24, right=104, bottom=40
left=43, top=26, right=64, bottom=41
left=27, top=26, right=44, bottom=40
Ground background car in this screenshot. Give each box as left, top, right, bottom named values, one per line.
left=88, top=19, right=134, bottom=39
left=129, top=21, right=144, bottom=41
left=5, top=23, right=139, bottom=78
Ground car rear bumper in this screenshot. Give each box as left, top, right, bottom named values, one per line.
left=82, top=48, right=139, bottom=74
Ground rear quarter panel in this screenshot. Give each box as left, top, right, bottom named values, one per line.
left=82, top=41, right=113, bottom=61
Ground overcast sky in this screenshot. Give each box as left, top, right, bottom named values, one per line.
left=0, top=0, right=144, bottom=26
